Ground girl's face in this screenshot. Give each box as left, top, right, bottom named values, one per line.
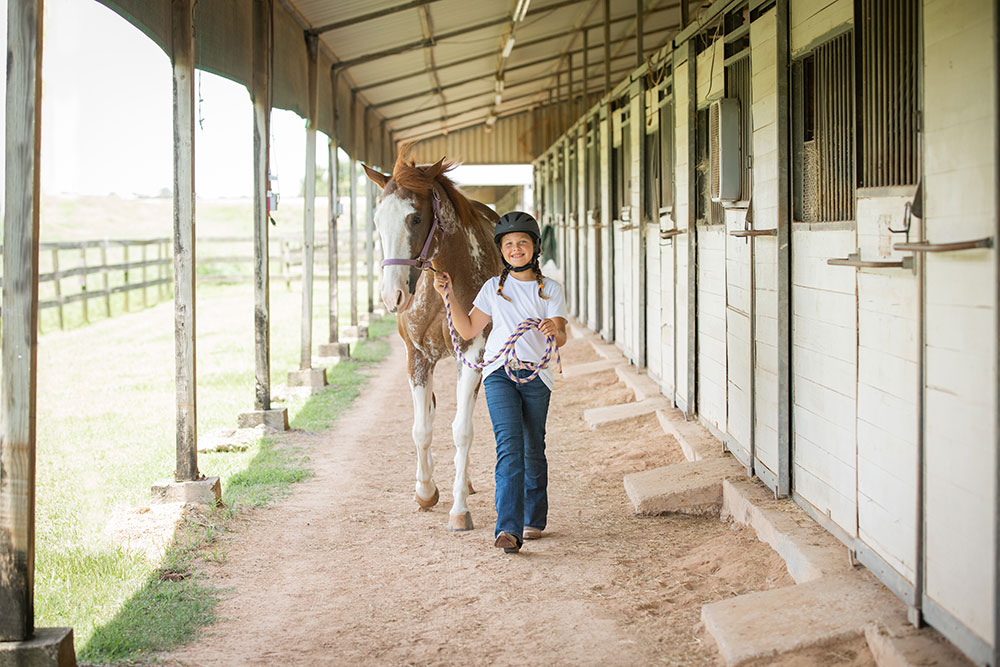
left=500, top=232, right=535, bottom=268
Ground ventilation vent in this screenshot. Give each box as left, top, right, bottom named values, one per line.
left=709, top=98, right=741, bottom=202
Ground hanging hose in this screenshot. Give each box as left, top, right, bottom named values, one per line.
left=441, top=283, right=561, bottom=385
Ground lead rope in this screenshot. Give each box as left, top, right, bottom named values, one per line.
left=441, top=283, right=561, bottom=385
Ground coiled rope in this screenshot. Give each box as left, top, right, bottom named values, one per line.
left=441, top=282, right=561, bottom=385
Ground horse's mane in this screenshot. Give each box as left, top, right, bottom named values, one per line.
left=392, top=153, right=479, bottom=228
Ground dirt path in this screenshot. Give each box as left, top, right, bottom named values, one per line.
left=158, top=333, right=842, bottom=666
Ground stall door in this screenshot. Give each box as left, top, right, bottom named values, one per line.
left=725, top=213, right=753, bottom=469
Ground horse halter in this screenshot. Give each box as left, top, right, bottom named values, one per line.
left=380, top=189, right=442, bottom=294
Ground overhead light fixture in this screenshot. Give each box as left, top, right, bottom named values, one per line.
left=513, top=0, right=531, bottom=22
left=501, top=35, right=516, bottom=58
left=486, top=113, right=497, bottom=127
left=494, top=77, right=504, bottom=94
left=495, top=93, right=503, bottom=106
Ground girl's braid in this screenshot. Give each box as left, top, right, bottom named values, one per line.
left=533, top=258, right=549, bottom=299
left=496, top=265, right=513, bottom=302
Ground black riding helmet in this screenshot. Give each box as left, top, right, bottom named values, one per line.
left=494, top=211, right=542, bottom=271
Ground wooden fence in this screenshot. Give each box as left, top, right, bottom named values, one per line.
left=0, top=235, right=360, bottom=331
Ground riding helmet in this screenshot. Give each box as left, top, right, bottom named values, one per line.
left=494, top=211, right=542, bottom=259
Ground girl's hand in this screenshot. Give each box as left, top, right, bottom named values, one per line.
left=538, top=318, right=557, bottom=339
left=433, top=271, right=451, bottom=298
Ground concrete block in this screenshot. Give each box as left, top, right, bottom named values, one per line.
left=151, top=476, right=222, bottom=507
left=237, top=408, right=289, bottom=431
left=287, top=367, right=327, bottom=388
left=317, top=341, right=351, bottom=359
left=614, top=365, right=662, bottom=402
left=702, top=574, right=904, bottom=665
left=342, top=324, right=369, bottom=340
left=864, top=622, right=974, bottom=667
left=623, top=457, right=745, bottom=515
left=722, top=477, right=854, bottom=584
left=562, top=359, right=621, bottom=378
left=0, top=627, right=76, bottom=667
left=589, top=339, right=621, bottom=360
left=655, top=407, right=726, bottom=461
left=584, top=397, right=672, bottom=429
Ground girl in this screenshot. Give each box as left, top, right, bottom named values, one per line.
left=433, top=211, right=567, bottom=554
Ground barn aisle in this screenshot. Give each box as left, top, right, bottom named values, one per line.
left=157, top=331, right=861, bottom=666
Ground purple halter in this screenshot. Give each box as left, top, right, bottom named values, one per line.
left=380, top=189, right=442, bottom=294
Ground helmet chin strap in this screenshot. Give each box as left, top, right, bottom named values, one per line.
left=508, top=263, right=535, bottom=273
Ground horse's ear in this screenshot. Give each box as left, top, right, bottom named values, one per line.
left=362, top=163, right=389, bottom=190
left=423, top=157, right=447, bottom=181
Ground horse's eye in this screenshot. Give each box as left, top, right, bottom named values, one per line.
left=411, top=214, right=422, bottom=226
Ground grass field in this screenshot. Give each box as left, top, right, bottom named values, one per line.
left=26, top=195, right=395, bottom=663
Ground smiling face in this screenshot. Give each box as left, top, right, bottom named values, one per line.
left=499, top=232, right=535, bottom=269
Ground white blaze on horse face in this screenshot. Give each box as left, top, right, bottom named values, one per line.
left=375, top=192, right=417, bottom=312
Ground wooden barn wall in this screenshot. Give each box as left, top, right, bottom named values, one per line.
left=749, top=7, right=781, bottom=483
left=408, top=109, right=547, bottom=166
left=921, top=0, right=997, bottom=656
left=789, top=0, right=852, bottom=56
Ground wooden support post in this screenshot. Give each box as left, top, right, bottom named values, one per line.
left=568, top=52, right=575, bottom=123
left=300, top=33, right=319, bottom=371
left=328, top=119, right=341, bottom=344
left=141, top=243, right=148, bottom=308
left=775, top=0, right=791, bottom=497
left=172, top=0, right=198, bottom=482
left=79, top=247, right=88, bottom=324
left=685, top=38, right=698, bottom=419
left=252, top=0, right=273, bottom=411
left=603, top=0, right=611, bottom=95
left=582, top=28, right=589, bottom=110
left=635, top=0, right=644, bottom=68
left=123, top=244, right=130, bottom=311
left=349, top=94, right=359, bottom=328
left=364, top=109, right=374, bottom=316
left=632, top=76, right=646, bottom=369
left=1, top=0, right=43, bottom=642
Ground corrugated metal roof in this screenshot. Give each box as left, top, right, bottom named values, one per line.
left=288, top=0, right=684, bottom=159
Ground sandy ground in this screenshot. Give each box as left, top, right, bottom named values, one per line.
left=157, top=332, right=874, bottom=666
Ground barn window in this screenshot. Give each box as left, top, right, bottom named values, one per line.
left=857, top=0, right=919, bottom=187
left=658, top=95, right=674, bottom=215
left=611, top=99, right=630, bottom=220
left=792, top=31, right=855, bottom=221
left=696, top=107, right=724, bottom=225
left=723, top=6, right=752, bottom=201
left=645, top=77, right=674, bottom=220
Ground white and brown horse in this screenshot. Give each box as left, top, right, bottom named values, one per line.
left=363, top=155, right=501, bottom=531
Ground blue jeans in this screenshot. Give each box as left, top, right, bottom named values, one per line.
left=483, top=369, right=552, bottom=543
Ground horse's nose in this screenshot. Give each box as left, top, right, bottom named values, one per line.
left=393, top=290, right=406, bottom=310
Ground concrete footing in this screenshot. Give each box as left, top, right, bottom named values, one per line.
left=655, top=408, right=723, bottom=461
left=562, top=359, right=621, bottom=377
left=287, top=367, right=327, bottom=394
left=623, top=457, right=745, bottom=515
left=864, top=621, right=974, bottom=667
left=317, top=341, right=351, bottom=359
left=151, top=476, right=221, bottom=507
left=702, top=574, right=904, bottom=665
left=342, top=324, right=369, bottom=341
left=0, top=627, right=76, bottom=667
left=613, top=365, right=662, bottom=401
left=237, top=408, right=289, bottom=431
left=584, top=396, right=671, bottom=429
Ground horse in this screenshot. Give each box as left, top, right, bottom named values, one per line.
left=363, top=154, right=502, bottom=531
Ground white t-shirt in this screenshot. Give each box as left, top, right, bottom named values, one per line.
left=473, top=274, right=567, bottom=389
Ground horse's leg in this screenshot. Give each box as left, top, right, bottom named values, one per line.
left=410, top=358, right=439, bottom=508
left=448, top=349, right=483, bottom=531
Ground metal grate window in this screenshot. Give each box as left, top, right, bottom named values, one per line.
left=724, top=6, right=752, bottom=201
left=696, top=107, right=724, bottom=224
left=857, top=0, right=919, bottom=187
left=793, top=31, right=855, bottom=222
left=658, top=96, right=674, bottom=214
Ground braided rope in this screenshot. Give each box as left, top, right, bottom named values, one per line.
left=442, top=283, right=561, bottom=385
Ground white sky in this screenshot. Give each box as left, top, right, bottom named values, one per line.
left=1, top=0, right=530, bottom=199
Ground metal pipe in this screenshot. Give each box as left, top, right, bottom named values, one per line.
left=604, top=0, right=612, bottom=94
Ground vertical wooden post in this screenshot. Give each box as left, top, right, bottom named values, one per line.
left=123, top=244, right=130, bottom=311
left=172, top=0, right=198, bottom=482
left=252, top=0, right=273, bottom=411
left=1, top=0, right=43, bottom=642
left=635, top=0, right=644, bottom=68
left=568, top=52, right=575, bottom=123
left=52, top=248, right=63, bottom=330
left=80, top=247, right=89, bottom=324
left=327, top=79, right=341, bottom=345
left=364, top=108, right=374, bottom=316
left=603, top=0, right=611, bottom=95
left=141, top=242, right=148, bottom=308
left=582, top=28, right=589, bottom=110
left=349, top=93, right=359, bottom=328
left=101, top=241, right=110, bottom=316
left=775, top=0, right=792, bottom=497
left=300, top=34, right=319, bottom=371
left=685, top=38, right=698, bottom=419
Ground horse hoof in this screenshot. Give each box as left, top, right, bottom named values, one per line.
left=415, top=487, right=439, bottom=509
left=448, top=512, right=474, bottom=531
left=467, top=480, right=477, bottom=495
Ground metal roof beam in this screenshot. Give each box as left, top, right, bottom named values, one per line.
left=331, top=0, right=590, bottom=71
left=309, top=0, right=446, bottom=35
left=352, top=0, right=677, bottom=90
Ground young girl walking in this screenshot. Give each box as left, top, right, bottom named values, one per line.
left=433, top=211, right=567, bottom=554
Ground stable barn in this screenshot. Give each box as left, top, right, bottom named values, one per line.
left=0, top=0, right=997, bottom=665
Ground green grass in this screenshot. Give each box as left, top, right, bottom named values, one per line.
left=27, top=210, right=396, bottom=663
